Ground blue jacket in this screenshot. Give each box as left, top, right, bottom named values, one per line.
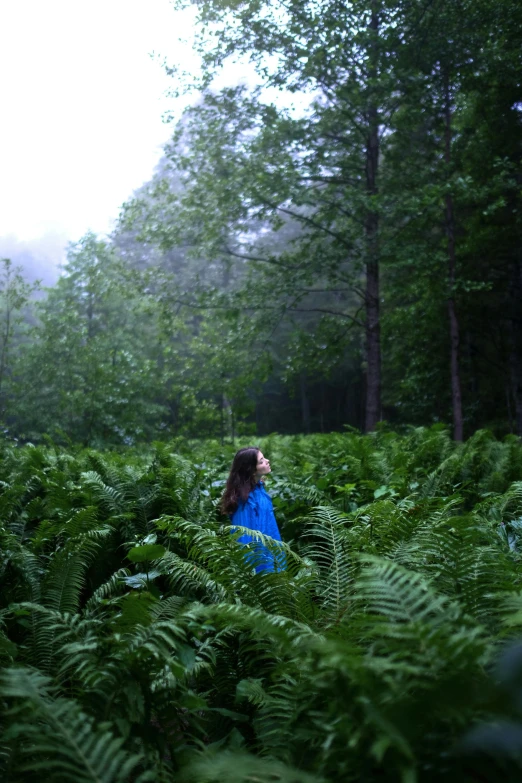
left=231, top=482, right=286, bottom=573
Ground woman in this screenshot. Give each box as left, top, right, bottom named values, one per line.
left=220, top=446, right=286, bottom=573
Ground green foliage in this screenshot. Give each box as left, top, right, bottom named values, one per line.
left=0, top=1, right=520, bottom=441
left=2, top=429, right=522, bottom=780
left=10, top=233, right=170, bottom=445
left=0, top=258, right=40, bottom=424
left=0, top=667, right=146, bottom=783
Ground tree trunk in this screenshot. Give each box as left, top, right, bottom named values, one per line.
left=447, top=286, right=463, bottom=441
left=364, top=3, right=382, bottom=433
left=509, top=258, right=522, bottom=435
left=465, top=331, right=477, bottom=397
left=300, top=372, right=311, bottom=433
left=222, top=393, right=234, bottom=443
left=365, top=254, right=381, bottom=432
left=0, top=305, right=11, bottom=412
left=87, top=289, right=94, bottom=341
left=443, top=72, right=463, bottom=441
left=510, top=346, right=522, bottom=436
left=506, top=383, right=514, bottom=434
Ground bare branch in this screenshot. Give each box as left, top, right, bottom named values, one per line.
left=163, top=296, right=365, bottom=327
left=223, top=244, right=299, bottom=270
left=255, top=193, right=353, bottom=249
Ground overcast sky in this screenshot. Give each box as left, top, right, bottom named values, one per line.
left=0, top=0, right=198, bottom=271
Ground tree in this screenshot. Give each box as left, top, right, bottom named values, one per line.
left=0, top=258, right=39, bottom=425
left=14, top=233, right=168, bottom=445
left=381, top=0, right=522, bottom=437
left=158, top=0, right=423, bottom=431
left=118, top=145, right=367, bottom=435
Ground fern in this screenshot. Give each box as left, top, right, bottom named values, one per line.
left=352, top=556, right=490, bottom=698
left=2, top=432, right=522, bottom=781
left=84, top=567, right=132, bottom=614
left=301, top=506, right=356, bottom=625
left=0, top=666, right=147, bottom=783
left=179, top=750, right=322, bottom=782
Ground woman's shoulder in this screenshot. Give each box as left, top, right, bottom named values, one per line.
left=238, top=482, right=269, bottom=504
left=237, top=487, right=260, bottom=509
left=253, top=481, right=271, bottom=497
left=242, top=484, right=267, bottom=505
left=256, top=482, right=273, bottom=504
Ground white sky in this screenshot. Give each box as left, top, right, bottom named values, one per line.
left=0, top=0, right=198, bottom=249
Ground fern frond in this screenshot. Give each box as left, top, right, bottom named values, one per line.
left=301, top=506, right=356, bottom=622
left=24, top=541, right=101, bottom=673
left=0, top=666, right=145, bottom=783
left=353, top=556, right=489, bottom=678
left=403, top=516, right=517, bottom=623
left=0, top=526, right=42, bottom=603
left=249, top=675, right=301, bottom=755
left=161, top=550, right=230, bottom=603
left=355, top=556, right=449, bottom=625
left=149, top=594, right=189, bottom=621
left=180, top=750, right=322, bottom=783
left=43, top=545, right=99, bottom=614
left=80, top=471, right=125, bottom=514
left=61, top=506, right=101, bottom=538
left=181, top=602, right=320, bottom=650
left=84, top=567, right=132, bottom=614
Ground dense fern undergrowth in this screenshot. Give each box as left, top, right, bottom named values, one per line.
left=3, top=426, right=522, bottom=781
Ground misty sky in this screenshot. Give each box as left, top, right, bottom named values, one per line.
left=0, top=0, right=199, bottom=274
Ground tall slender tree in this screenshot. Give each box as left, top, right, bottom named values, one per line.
left=0, top=259, right=38, bottom=424
left=163, top=0, right=416, bottom=430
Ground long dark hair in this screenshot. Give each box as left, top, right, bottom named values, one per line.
left=220, top=446, right=260, bottom=515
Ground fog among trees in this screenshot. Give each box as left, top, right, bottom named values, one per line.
left=0, top=234, right=64, bottom=286
left=0, top=0, right=520, bottom=446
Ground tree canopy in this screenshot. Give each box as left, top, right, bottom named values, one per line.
left=0, top=0, right=520, bottom=445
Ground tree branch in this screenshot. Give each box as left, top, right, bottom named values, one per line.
left=223, top=244, right=298, bottom=269
left=254, top=193, right=353, bottom=249
left=163, top=296, right=365, bottom=327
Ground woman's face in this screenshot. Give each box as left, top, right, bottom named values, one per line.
left=255, top=450, right=271, bottom=477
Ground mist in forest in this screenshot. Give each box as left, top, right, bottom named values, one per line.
left=0, top=234, right=66, bottom=286
left=0, top=0, right=520, bottom=447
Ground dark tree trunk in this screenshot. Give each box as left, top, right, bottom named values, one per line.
left=365, top=255, right=381, bottom=432
left=509, top=259, right=522, bottom=435
left=510, top=347, right=522, bottom=436
left=506, top=383, right=514, bottom=434
left=300, top=372, right=311, bottom=434
left=364, top=4, right=382, bottom=433
left=443, top=72, right=463, bottom=441
left=465, top=331, right=477, bottom=397
left=447, top=289, right=463, bottom=441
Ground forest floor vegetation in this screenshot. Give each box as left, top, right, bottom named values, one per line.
left=2, top=426, right=522, bottom=781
